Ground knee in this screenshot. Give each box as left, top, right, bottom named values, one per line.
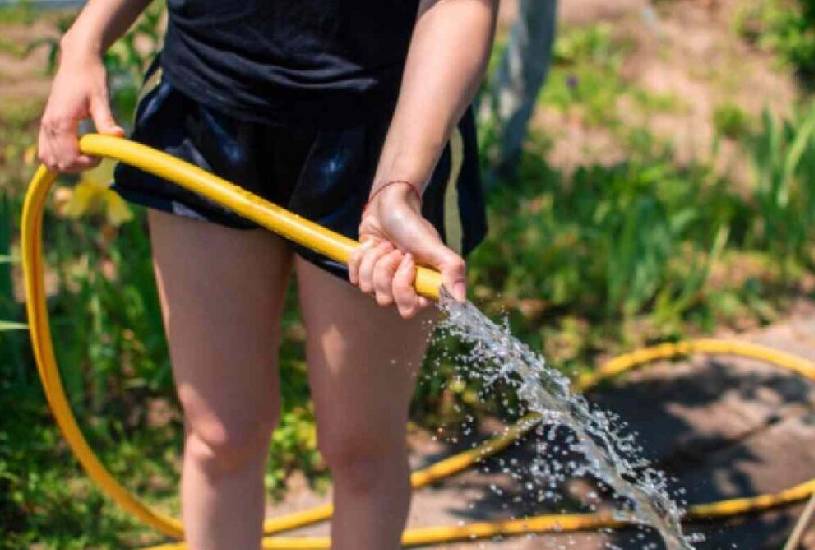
left=184, top=409, right=279, bottom=477
left=318, top=430, right=404, bottom=495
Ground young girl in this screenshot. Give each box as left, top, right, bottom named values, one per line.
left=38, top=1, right=497, bottom=548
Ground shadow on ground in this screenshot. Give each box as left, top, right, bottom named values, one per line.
left=269, top=320, right=815, bottom=549
left=402, top=320, right=815, bottom=549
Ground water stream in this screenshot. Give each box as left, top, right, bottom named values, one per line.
left=436, top=292, right=702, bottom=549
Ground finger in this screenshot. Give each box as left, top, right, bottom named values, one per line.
left=348, top=239, right=376, bottom=285
left=39, top=116, right=62, bottom=170
left=43, top=113, right=83, bottom=172
left=393, top=253, right=420, bottom=319
left=37, top=126, right=55, bottom=169
left=43, top=120, right=97, bottom=171
left=358, top=241, right=393, bottom=294
left=439, top=251, right=467, bottom=302
left=372, top=249, right=403, bottom=306
left=417, top=242, right=466, bottom=302
left=40, top=122, right=98, bottom=172
left=90, top=92, right=124, bottom=136
left=402, top=226, right=467, bottom=302
left=62, top=154, right=100, bottom=173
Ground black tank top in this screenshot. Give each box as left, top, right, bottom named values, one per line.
left=160, top=0, right=420, bottom=127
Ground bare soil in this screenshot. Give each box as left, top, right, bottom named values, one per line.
left=0, top=18, right=56, bottom=108
left=539, top=0, right=798, bottom=178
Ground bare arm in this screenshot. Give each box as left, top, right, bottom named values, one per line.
left=38, top=0, right=152, bottom=172
left=349, top=0, right=498, bottom=316
left=374, top=0, right=498, bottom=189
left=62, top=0, right=153, bottom=56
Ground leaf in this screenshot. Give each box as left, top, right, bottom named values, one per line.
left=0, top=320, right=28, bottom=331
left=782, top=102, right=815, bottom=190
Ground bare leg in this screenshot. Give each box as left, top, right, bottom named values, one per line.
left=295, top=257, right=437, bottom=550
left=148, top=209, right=293, bottom=550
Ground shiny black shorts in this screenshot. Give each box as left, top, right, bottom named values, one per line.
left=111, top=59, right=488, bottom=280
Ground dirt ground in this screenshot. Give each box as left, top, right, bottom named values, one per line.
left=0, top=18, right=55, bottom=108
left=539, top=0, right=797, bottom=177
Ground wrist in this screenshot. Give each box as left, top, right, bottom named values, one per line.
left=382, top=180, right=422, bottom=211
left=374, top=142, right=439, bottom=194
left=60, top=28, right=104, bottom=64
left=365, top=180, right=422, bottom=216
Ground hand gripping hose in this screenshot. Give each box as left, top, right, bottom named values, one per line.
left=21, top=134, right=815, bottom=548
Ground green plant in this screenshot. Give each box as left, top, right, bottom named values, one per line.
left=713, top=102, right=752, bottom=139
left=469, top=151, right=735, bottom=322
left=746, top=102, right=815, bottom=270
left=736, top=0, right=815, bottom=86
left=0, top=191, right=26, bottom=381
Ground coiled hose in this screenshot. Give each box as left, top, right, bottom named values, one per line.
left=21, top=135, right=815, bottom=548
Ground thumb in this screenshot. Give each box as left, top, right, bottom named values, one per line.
left=90, top=92, right=124, bottom=136
left=423, top=245, right=466, bottom=303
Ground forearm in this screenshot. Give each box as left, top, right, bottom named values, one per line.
left=372, top=0, right=498, bottom=193
left=60, top=0, right=152, bottom=58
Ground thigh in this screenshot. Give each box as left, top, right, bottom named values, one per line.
left=148, top=209, right=293, bottom=435
left=295, top=257, right=437, bottom=450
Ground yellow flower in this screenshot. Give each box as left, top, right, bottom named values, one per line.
left=24, top=145, right=37, bottom=166
left=62, top=159, right=133, bottom=226
left=105, top=192, right=134, bottom=226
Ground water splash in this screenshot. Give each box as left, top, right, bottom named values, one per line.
left=436, top=292, right=701, bottom=549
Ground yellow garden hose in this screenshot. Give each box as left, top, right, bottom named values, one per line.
left=21, top=134, right=815, bottom=548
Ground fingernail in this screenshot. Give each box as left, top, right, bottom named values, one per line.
left=453, top=281, right=466, bottom=302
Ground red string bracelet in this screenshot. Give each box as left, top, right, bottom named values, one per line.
left=362, top=180, right=422, bottom=216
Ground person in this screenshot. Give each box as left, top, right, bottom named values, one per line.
left=37, top=1, right=497, bottom=548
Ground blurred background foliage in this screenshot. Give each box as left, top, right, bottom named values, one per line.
left=736, top=0, right=815, bottom=85
left=3, top=0, right=815, bottom=547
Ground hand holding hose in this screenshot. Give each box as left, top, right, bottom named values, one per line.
left=348, top=181, right=467, bottom=319
left=38, top=37, right=124, bottom=172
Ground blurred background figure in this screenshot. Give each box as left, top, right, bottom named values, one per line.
left=482, top=0, right=558, bottom=184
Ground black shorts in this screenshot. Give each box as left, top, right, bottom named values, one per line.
left=111, top=58, right=488, bottom=281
